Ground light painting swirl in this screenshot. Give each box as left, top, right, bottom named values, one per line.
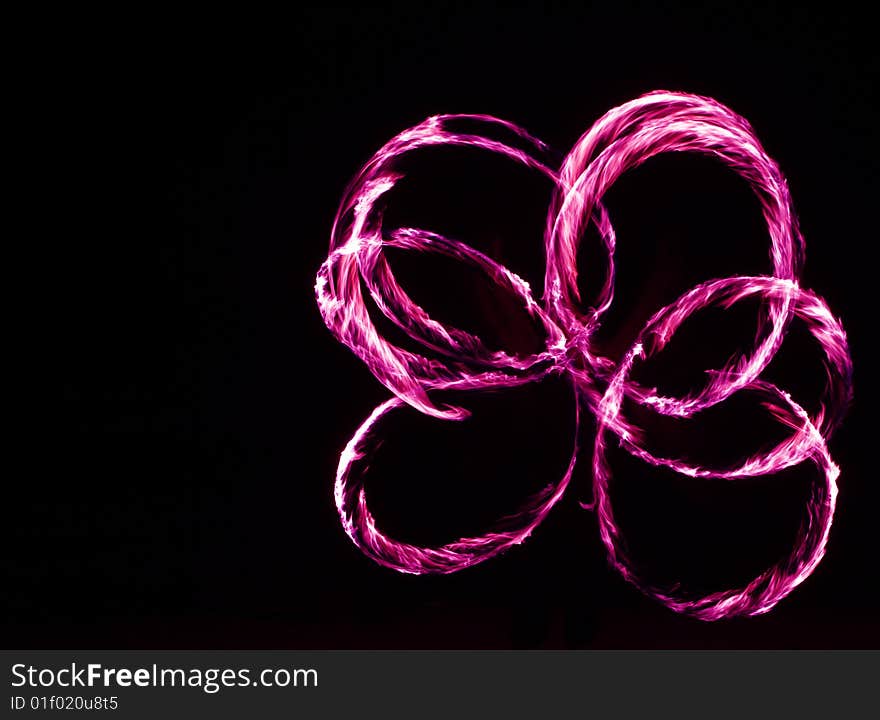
left=315, top=91, right=853, bottom=620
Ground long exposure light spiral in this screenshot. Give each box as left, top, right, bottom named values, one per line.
left=315, top=91, right=853, bottom=620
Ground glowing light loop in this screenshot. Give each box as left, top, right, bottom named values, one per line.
left=315, top=91, right=853, bottom=619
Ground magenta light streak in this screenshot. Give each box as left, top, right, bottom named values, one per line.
left=315, top=91, right=853, bottom=619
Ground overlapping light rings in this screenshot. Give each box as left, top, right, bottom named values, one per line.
left=315, top=91, right=853, bottom=620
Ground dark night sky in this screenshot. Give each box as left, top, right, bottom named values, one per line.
left=9, top=5, right=879, bottom=648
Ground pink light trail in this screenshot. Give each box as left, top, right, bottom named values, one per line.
left=315, top=91, right=853, bottom=620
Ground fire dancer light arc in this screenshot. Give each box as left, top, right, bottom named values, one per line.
left=315, top=91, right=853, bottom=620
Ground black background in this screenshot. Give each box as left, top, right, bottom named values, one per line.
left=9, top=5, right=879, bottom=648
